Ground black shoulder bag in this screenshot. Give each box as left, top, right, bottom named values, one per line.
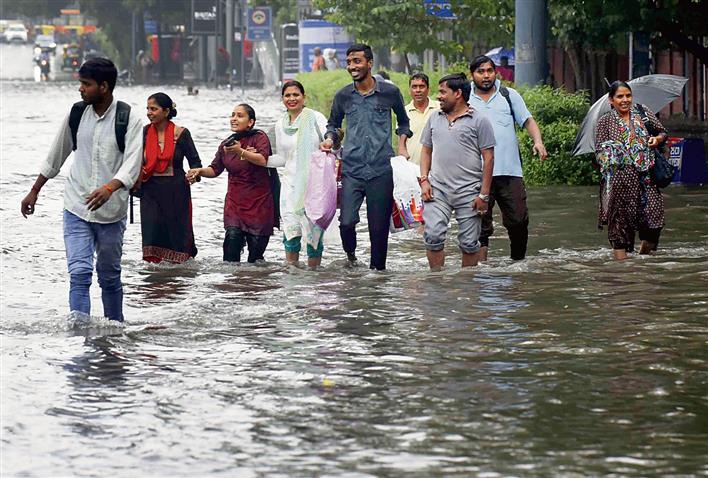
left=636, top=104, right=674, bottom=188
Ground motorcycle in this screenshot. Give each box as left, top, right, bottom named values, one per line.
left=62, top=45, right=81, bottom=71
left=33, top=51, right=51, bottom=81
left=37, top=53, right=50, bottom=81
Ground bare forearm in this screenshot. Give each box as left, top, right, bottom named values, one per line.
left=241, top=150, right=267, bottom=166
left=525, top=118, right=543, bottom=144
left=106, top=178, right=124, bottom=191
left=480, top=149, right=494, bottom=195
left=420, top=146, right=432, bottom=177
left=30, top=174, right=49, bottom=192
left=199, top=166, right=217, bottom=178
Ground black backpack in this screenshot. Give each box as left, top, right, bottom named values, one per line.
left=68, top=101, right=131, bottom=153
left=498, top=85, right=523, bottom=165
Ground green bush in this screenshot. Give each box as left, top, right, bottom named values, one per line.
left=514, top=86, right=599, bottom=185
left=296, top=72, right=599, bottom=185
left=520, top=121, right=599, bottom=186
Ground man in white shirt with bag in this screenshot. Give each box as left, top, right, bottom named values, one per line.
left=20, top=58, right=143, bottom=322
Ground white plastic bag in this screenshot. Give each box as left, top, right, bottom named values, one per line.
left=390, top=155, right=424, bottom=233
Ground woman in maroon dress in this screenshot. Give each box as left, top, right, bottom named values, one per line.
left=187, top=103, right=275, bottom=263
left=138, top=92, right=201, bottom=263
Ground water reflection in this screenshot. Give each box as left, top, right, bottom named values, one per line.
left=2, top=75, right=708, bottom=476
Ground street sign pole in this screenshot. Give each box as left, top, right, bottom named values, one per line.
left=241, top=0, right=246, bottom=94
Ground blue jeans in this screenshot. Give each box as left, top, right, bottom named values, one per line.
left=63, top=210, right=127, bottom=321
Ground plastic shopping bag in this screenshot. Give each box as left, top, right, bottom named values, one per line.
left=305, top=151, right=338, bottom=231
left=390, top=155, right=424, bottom=233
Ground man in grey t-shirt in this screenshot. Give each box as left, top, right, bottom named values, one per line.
left=420, top=73, right=495, bottom=271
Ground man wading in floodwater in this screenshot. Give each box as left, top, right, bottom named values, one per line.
left=320, top=43, right=412, bottom=270
left=20, top=58, right=143, bottom=322
left=468, top=55, right=547, bottom=261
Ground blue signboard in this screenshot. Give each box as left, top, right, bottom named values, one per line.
left=247, top=6, right=272, bottom=41
left=144, top=20, right=157, bottom=34
left=299, top=19, right=352, bottom=73
left=424, top=0, right=457, bottom=19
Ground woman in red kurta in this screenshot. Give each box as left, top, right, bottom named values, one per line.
left=187, top=104, right=275, bottom=263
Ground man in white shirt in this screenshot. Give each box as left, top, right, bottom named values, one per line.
left=405, top=72, right=440, bottom=165
left=20, top=58, right=143, bottom=322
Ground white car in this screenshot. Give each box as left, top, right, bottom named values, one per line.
left=34, top=34, right=57, bottom=53
left=4, top=24, right=28, bottom=43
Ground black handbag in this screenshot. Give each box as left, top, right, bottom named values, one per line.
left=650, top=148, right=674, bottom=188
left=636, top=103, right=674, bottom=188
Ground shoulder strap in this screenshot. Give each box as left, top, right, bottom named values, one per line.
left=498, top=85, right=516, bottom=124
left=498, top=85, right=524, bottom=166
left=635, top=103, right=651, bottom=132
left=115, top=101, right=131, bottom=154
left=69, top=101, right=89, bottom=151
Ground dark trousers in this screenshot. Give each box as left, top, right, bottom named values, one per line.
left=616, top=226, right=662, bottom=252
left=339, top=172, right=394, bottom=270
left=224, top=227, right=270, bottom=263
left=479, top=176, right=529, bottom=260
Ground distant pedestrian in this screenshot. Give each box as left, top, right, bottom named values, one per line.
left=187, top=104, right=275, bottom=263
left=320, top=43, right=412, bottom=270
left=311, top=47, right=326, bottom=72
left=20, top=58, right=143, bottom=322
left=136, top=92, right=202, bottom=264
left=420, top=73, right=495, bottom=270
left=496, top=56, right=514, bottom=82
left=324, top=48, right=339, bottom=71
left=468, top=55, right=547, bottom=261
left=406, top=72, right=440, bottom=165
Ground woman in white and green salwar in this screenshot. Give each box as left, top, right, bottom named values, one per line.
left=267, top=80, right=329, bottom=267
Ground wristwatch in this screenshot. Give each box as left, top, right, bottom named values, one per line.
left=478, top=193, right=490, bottom=202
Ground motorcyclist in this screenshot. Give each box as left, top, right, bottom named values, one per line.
left=38, top=51, right=51, bottom=80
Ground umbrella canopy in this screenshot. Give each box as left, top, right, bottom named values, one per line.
left=484, top=46, right=515, bottom=66
left=572, top=74, right=688, bottom=156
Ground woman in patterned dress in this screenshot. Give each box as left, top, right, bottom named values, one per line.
left=594, top=81, right=668, bottom=260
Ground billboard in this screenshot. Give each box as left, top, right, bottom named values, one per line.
left=280, top=24, right=300, bottom=81
left=191, top=0, right=217, bottom=34
left=299, top=20, right=352, bottom=73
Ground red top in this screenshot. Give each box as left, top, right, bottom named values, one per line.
left=209, top=131, right=274, bottom=236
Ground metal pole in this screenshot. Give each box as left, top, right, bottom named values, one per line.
left=214, top=0, right=221, bottom=88
left=241, top=0, right=246, bottom=94
left=130, top=11, right=136, bottom=84
left=628, top=32, right=633, bottom=80
left=226, top=0, right=233, bottom=90
left=683, top=48, right=689, bottom=118
left=514, top=0, right=548, bottom=86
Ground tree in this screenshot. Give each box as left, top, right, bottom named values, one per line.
left=549, top=0, right=708, bottom=97
left=313, top=0, right=514, bottom=71
left=0, top=0, right=66, bottom=19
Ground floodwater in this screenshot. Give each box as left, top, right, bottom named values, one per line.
left=1, top=44, right=708, bottom=477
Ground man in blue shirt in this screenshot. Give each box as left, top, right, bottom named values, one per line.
left=468, top=55, right=547, bottom=261
left=321, top=44, right=412, bottom=270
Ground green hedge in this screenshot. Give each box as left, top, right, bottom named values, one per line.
left=296, top=71, right=599, bottom=185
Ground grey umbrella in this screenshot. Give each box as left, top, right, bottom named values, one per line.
left=572, top=74, right=688, bottom=156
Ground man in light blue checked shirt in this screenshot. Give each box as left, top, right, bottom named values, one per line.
left=20, top=58, right=142, bottom=322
